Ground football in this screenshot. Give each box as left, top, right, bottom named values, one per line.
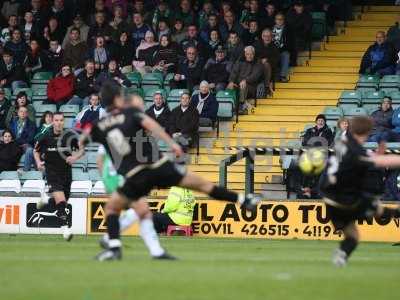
left=298, top=148, right=327, bottom=176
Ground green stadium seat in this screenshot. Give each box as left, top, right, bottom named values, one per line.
left=363, top=142, right=378, bottom=149
left=343, top=107, right=368, bottom=117
left=380, top=87, right=399, bottom=96
left=0, top=171, right=19, bottom=180
left=217, top=100, right=234, bottom=119
left=12, top=88, right=32, bottom=100
left=33, top=101, right=43, bottom=111
left=19, top=171, right=43, bottom=181
left=386, top=143, right=400, bottom=151
left=379, top=75, right=400, bottom=89
left=163, top=73, right=174, bottom=93
left=88, top=169, right=101, bottom=182
left=356, top=75, right=379, bottom=90
left=72, top=155, right=87, bottom=171
left=60, top=105, right=80, bottom=117
left=362, top=90, right=384, bottom=105
left=311, top=12, right=327, bottom=40
left=339, top=90, right=361, bottom=107
left=3, top=88, right=12, bottom=99
left=63, top=117, right=75, bottom=129
left=31, top=88, right=47, bottom=102
left=167, top=89, right=189, bottom=106
left=144, top=88, right=167, bottom=106
left=323, top=107, right=343, bottom=121
left=124, top=87, right=144, bottom=98
left=72, top=169, right=90, bottom=181
left=364, top=105, right=379, bottom=115
left=388, top=91, right=400, bottom=102
left=142, top=72, right=163, bottom=88
left=31, top=71, right=53, bottom=84
left=87, top=152, right=98, bottom=169
left=126, top=72, right=142, bottom=88
left=216, top=90, right=237, bottom=102
left=36, top=104, right=57, bottom=116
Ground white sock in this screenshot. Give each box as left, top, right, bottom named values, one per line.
left=119, top=208, right=139, bottom=231
left=139, top=218, right=165, bottom=257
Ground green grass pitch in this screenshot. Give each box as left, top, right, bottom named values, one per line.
left=0, top=234, right=399, bottom=300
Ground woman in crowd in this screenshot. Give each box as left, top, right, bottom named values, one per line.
left=113, top=31, right=134, bottom=72
left=0, top=130, right=22, bottom=172
left=34, top=111, right=53, bottom=142
left=152, top=34, right=179, bottom=75
left=132, top=30, right=158, bottom=74
left=5, top=91, right=35, bottom=125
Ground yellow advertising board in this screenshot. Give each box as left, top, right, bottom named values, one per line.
left=87, top=198, right=400, bottom=242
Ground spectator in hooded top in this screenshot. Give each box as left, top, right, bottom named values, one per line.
left=145, top=92, right=171, bottom=130
left=219, top=10, right=243, bottom=43
left=368, top=97, right=394, bottom=142
left=272, top=13, right=294, bottom=82
left=68, top=59, right=97, bottom=107
left=0, top=88, right=12, bottom=130
left=86, top=35, right=112, bottom=72
left=4, top=28, right=28, bottom=64
left=23, top=39, right=45, bottom=76
left=302, top=114, right=333, bottom=147
left=191, top=81, right=218, bottom=125
left=95, top=59, right=131, bottom=90
left=170, top=46, right=204, bottom=92
left=0, top=14, right=18, bottom=45
left=227, top=45, right=264, bottom=115
left=75, top=93, right=106, bottom=129
left=202, top=45, right=232, bottom=92
left=44, top=39, right=64, bottom=76
left=0, top=130, right=23, bottom=173
left=8, top=106, right=36, bottom=171
left=225, top=31, right=244, bottom=64
left=46, top=64, right=75, bottom=108
left=62, top=27, right=88, bottom=72
left=359, top=31, right=396, bottom=76
left=286, top=1, right=312, bottom=66
left=131, top=11, right=152, bottom=49
left=0, top=51, right=28, bottom=92
left=62, top=14, right=89, bottom=48
left=5, top=91, right=35, bottom=126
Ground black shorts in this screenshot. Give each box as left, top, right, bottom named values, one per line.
left=325, top=195, right=380, bottom=230
left=152, top=212, right=176, bottom=233
left=118, top=159, right=186, bottom=201
left=47, top=169, right=72, bottom=200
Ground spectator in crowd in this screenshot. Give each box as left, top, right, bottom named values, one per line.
left=180, top=24, right=206, bottom=57
left=109, top=5, right=129, bottom=42
left=21, top=11, right=40, bottom=42
left=23, top=39, right=45, bottom=76
left=34, top=111, right=53, bottom=142
left=359, top=31, right=396, bottom=76
left=95, top=59, right=131, bottom=90
left=169, top=92, right=199, bottom=148
left=171, top=19, right=186, bottom=44
left=113, top=31, right=134, bottom=72
left=302, top=114, right=333, bottom=146
left=191, top=81, right=218, bottom=125
left=286, top=1, right=312, bottom=66
left=198, top=1, right=217, bottom=30
left=63, top=27, right=88, bottom=72
left=390, top=102, right=400, bottom=142
left=206, top=29, right=222, bottom=59
left=171, top=46, right=204, bottom=92
left=155, top=18, right=170, bottom=41
left=19, top=0, right=49, bottom=32
left=203, top=45, right=231, bottom=91
left=105, top=0, right=128, bottom=17
left=387, top=16, right=400, bottom=52
left=335, top=117, right=349, bottom=142
left=368, top=97, right=394, bottom=142
left=1, top=1, right=21, bottom=20
left=0, top=88, right=12, bottom=130
left=132, top=30, right=158, bottom=74
left=5, top=91, right=36, bottom=126
left=151, top=1, right=172, bottom=32
left=241, top=0, right=262, bottom=28
left=68, top=60, right=97, bottom=107
left=86, top=35, right=111, bottom=72
left=260, top=1, right=277, bottom=30
left=8, top=106, right=36, bottom=171
left=152, top=34, right=179, bottom=75
left=87, top=12, right=112, bottom=46
left=62, top=14, right=89, bottom=48
left=131, top=12, right=151, bottom=49
left=199, top=13, right=219, bottom=44
left=75, top=93, right=105, bottom=129
left=242, top=19, right=259, bottom=46
left=175, top=0, right=196, bottom=27
left=0, top=130, right=23, bottom=173
left=254, top=28, right=280, bottom=93
left=227, top=46, right=264, bottom=115
left=88, top=0, right=110, bottom=26
left=44, top=39, right=64, bottom=75
left=145, top=92, right=171, bottom=130
left=0, top=51, right=28, bottom=92
left=0, top=14, right=18, bottom=45
left=130, top=0, right=150, bottom=21
left=219, top=10, right=243, bottom=42
left=225, top=31, right=244, bottom=64
left=4, top=28, right=28, bottom=64
left=272, top=13, right=293, bottom=82
left=46, top=64, right=75, bottom=108
left=49, top=0, right=72, bottom=32
left=42, top=17, right=65, bottom=49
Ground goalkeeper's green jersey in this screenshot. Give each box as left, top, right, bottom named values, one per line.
left=102, top=154, right=125, bottom=193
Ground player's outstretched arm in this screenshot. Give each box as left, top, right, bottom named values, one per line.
left=368, top=154, right=400, bottom=168
left=140, top=114, right=183, bottom=157
left=65, top=134, right=87, bottom=165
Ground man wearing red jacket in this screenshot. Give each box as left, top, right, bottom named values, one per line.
left=47, top=64, right=75, bottom=108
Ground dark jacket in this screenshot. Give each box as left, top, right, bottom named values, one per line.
left=63, top=41, right=88, bottom=69
left=136, top=45, right=158, bottom=66
left=226, top=42, right=244, bottom=63
left=146, top=104, right=171, bottom=130
left=359, top=42, right=396, bottom=74
left=229, top=59, right=264, bottom=95
left=0, top=59, right=26, bottom=87
left=272, top=25, right=295, bottom=53
left=44, top=48, right=64, bottom=75
left=191, top=93, right=218, bottom=122
left=387, top=23, right=400, bottom=51
left=9, top=118, right=36, bottom=146
left=87, top=23, right=113, bottom=46
left=75, top=70, right=97, bottom=99
left=286, top=9, right=312, bottom=43
left=302, top=125, right=333, bottom=146
left=0, top=97, right=12, bottom=129
left=176, top=57, right=204, bottom=91
left=112, top=42, right=134, bottom=67
left=131, top=23, right=152, bottom=48
left=153, top=43, right=179, bottom=73
left=371, top=108, right=393, bottom=135
left=4, top=40, right=28, bottom=64
left=253, top=40, right=281, bottom=78
left=169, top=104, right=199, bottom=139
left=0, top=141, right=22, bottom=172
left=94, top=70, right=131, bottom=91
left=23, top=49, right=45, bottom=73
left=219, top=22, right=244, bottom=42
left=203, top=58, right=231, bottom=85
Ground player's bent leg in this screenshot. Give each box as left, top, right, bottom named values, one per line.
left=179, top=171, right=261, bottom=211
left=52, top=191, right=73, bottom=242
left=375, top=204, right=400, bottom=219
left=333, top=223, right=359, bottom=267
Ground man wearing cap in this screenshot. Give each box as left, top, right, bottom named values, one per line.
left=369, top=96, right=394, bottom=142
left=202, top=46, right=232, bottom=92
left=0, top=88, right=12, bottom=130
left=302, top=114, right=333, bottom=147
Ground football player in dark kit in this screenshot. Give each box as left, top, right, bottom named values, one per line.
left=319, top=116, right=400, bottom=267
left=34, top=112, right=79, bottom=241
left=68, top=81, right=260, bottom=261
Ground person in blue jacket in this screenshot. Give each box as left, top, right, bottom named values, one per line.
left=191, top=81, right=218, bottom=126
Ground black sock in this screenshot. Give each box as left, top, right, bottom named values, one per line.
left=209, top=186, right=238, bottom=203
left=107, top=214, right=120, bottom=242
left=381, top=207, right=400, bottom=219
left=55, top=201, right=67, bottom=225
left=340, top=237, right=358, bottom=258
